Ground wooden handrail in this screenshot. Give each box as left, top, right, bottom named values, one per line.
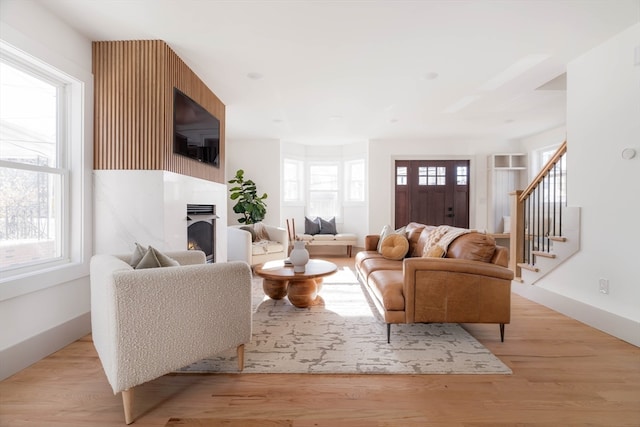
left=519, top=140, right=567, bottom=202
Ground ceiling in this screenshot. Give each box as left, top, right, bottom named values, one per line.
left=36, top=0, right=640, bottom=145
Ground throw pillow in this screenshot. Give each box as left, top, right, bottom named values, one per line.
left=379, top=234, right=410, bottom=260
left=377, top=225, right=406, bottom=253
left=134, top=246, right=180, bottom=269
left=318, top=217, right=337, bottom=234
left=129, top=242, right=148, bottom=267
left=423, top=245, right=445, bottom=258
left=446, top=233, right=496, bottom=263
left=239, top=225, right=257, bottom=242
left=253, top=222, right=270, bottom=241
left=304, top=216, right=321, bottom=235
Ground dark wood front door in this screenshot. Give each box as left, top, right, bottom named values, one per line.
left=394, top=160, right=470, bottom=229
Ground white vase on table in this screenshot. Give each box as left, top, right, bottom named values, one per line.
left=289, top=240, right=309, bottom=273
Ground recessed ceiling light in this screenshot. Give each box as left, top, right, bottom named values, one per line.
left=273, top=119, right=283, bottom=123
left=247, top=72, right=264, bottom=80
left=390, top=118, right=399, bottom=123
left=329, top=115, right=342, bottom=121
left=422, top=72, right=439, bottom=80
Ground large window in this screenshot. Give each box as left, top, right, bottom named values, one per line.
left=308, top=163, right=339, bottom=219
left=283, top=154, right=365, bottom=220
left=283, top=158, right=304, bottom=202
left=0, top=45, right=71, bottom=277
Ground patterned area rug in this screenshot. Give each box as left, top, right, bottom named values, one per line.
left=177, top=268, right=512, bottom=375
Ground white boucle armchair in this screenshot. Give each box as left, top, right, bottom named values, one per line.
left=227, top=224, right=288, bottom=266
left=90, top=250, right=252, bottom=424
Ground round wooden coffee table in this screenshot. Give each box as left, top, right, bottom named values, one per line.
left=254, top=259, right=338, bottom=308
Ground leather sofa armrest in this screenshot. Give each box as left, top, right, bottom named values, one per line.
left=403, top=257, right=514, bottom=280
left=402, top=257, right=513, bottom=323
left=364, top=235, right=380, bottom=251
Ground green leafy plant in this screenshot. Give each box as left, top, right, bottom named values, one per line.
left=228, top=169, right=268, bottom=224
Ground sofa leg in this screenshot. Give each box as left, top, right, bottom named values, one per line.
left=499, top=323, right=505, bottom=342
left=122, top=388, right=134, bottom=424
left=387, top=323, right=391, bottom=343
left=237, top=344, right=245, bottom=371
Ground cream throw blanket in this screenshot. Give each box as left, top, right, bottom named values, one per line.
left=423, top=225, right=475, bottom=255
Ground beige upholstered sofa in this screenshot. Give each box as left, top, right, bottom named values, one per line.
left=90, top=250, right=252, bottom=424
left=356, top=222, right=514, bottom=343
left=227, top=223, right=288, bottom=266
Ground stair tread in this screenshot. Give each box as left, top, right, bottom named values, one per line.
left=517, top=262, right=540, bottom=272
left=532, top=251, right=557, bottom=259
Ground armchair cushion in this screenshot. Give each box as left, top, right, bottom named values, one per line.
left=134, top=246, right=180, bottom=269
left=129, top=242, right=147, bottom=266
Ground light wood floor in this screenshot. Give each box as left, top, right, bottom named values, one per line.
left=1, top=256, right=639, bottom=427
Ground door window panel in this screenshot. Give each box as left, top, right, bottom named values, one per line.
left=424, top=166, right=446, bottom=186
left=456, top=166, right=468, bottom=185
left=396, top=166, right=407, bottom=185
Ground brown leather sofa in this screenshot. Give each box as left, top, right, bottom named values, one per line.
left=355, top=222, right=514, bottom=343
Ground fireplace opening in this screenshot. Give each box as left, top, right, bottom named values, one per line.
left=187, top=204, right=217, bottom=263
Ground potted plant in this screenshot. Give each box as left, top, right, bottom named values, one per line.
left=228, top=169, right=268, bottom=224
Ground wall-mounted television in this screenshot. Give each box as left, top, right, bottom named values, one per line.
left=173, top=88, right=220, bottom=167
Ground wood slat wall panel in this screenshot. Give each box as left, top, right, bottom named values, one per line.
left=92, top=40, right=225, bottom=183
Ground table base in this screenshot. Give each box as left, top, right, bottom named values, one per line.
left=263, top=278, right=324, bottom=308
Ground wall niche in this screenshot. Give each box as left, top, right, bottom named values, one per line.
left=92, top=39, right=225, bottom=183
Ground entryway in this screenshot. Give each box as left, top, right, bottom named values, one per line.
left=394, top=160, right=470, bottom=229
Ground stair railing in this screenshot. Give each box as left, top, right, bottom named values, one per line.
left=509, top=141, right=567, bottom=279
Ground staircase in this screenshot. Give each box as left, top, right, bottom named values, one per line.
left=509, top=141, right=581, bottom=285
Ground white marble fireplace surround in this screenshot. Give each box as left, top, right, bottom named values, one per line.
left=94, top=170, right=228, bottom=261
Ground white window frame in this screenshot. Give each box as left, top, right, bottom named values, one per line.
left=282, top=157, right=304, bottom=204
left=307, top=161, right=341, bottom=220
left=0, top=39, right=89, bottom=301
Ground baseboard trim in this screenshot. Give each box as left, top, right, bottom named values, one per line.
left=0, top=312, right=91, bottom=381
left=512, top=281, right=640, bottom=347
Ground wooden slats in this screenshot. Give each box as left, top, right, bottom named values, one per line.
left=92, top=40, right=225, bottom=183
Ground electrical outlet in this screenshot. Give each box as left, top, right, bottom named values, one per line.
left=599, top=278, right=609, bottom=295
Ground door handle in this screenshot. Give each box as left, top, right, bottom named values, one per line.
left=447, top=207, right=454, bottom=217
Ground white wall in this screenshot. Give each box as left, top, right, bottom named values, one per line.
left=226, top=139, right=370, bottom=249
left=514, top=23, right=640, bottom=345
left=225, top=138, right=281, bottom=226
left=226, top=135, right=523, bottom=247
left=0, top=1, right=94, bottom=380
left=93, top=170, right=229, bottom=261
left=519, top=125, right=567, bottom=179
